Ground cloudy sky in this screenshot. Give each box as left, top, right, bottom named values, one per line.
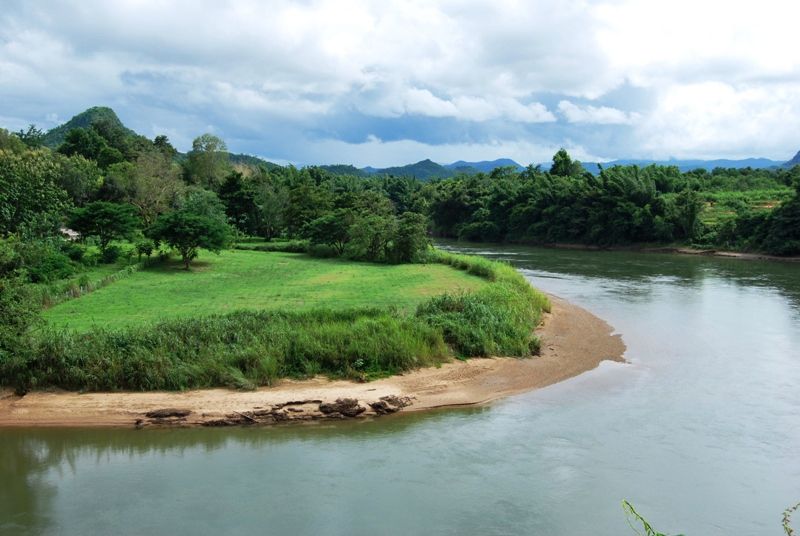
left=2, top=0, right=799, bottom=166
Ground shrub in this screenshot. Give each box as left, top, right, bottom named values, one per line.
left=100, top=245, right=122, bottom=264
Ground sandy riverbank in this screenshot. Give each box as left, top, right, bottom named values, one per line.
left=0, top=295, right=625, bottom=428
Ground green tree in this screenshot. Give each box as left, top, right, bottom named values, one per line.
left=303, top=208, right=355, bottom=255
left=219, top=171, right=258, bottom=233
left=57, top=127, right=107, bottom=161
left=15, top=125, right=45, bottom=148
left=148, top=210, right=231, bottom=269
left=68, top=201, right=140, bottom=252
left=391, top=212, right=429, bottom=263
left=123, top=152, right=185, bottom=225
left=0, top=149, right=71, bottom=237
left=0, top=239, right=41, bottom=384
left=672, top=188, right=704, bottom=240
left=550, top=148, right=585, bottom=177
left=153, top=135, right=178, bottom=158
left=184, top=134, right=230, bottom=188
left=55, top=153, right=102, bottom=205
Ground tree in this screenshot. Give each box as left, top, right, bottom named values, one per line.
left=15, top=125, right=45, bottom=148
left=672, top=188, right=704, bottom=240
left=69, top=201, right=140, bottom=252
left=184, top=134, right=230, bottom=188
left=391, top=212, right=429, bottom=263
left=550, top=148, right=585, bottom=177
left=55, top=153, right=102, bottom=205
left=153, top=135, right=178, bottom=159
left=219, top=171, right=258, bottom=233
left=148, top=210, right=231, bottom=269
left=58, top=127, right=107, bottom=161
left=302, top=208, right=355, bottom=255
left=0, top=240, right=39, bottom=393
left=123, top=152, right=185, bottom=225
left=0, top=149, right=71, bottom=237
left=253, top=180, right=288, bottom=240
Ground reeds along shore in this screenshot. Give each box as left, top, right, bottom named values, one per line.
left=2, top=251, right=550, bottom=394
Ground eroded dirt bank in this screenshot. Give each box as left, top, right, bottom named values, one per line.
left=0, top=295, right=625, bottom=428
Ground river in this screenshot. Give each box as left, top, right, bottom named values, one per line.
left=2, top=244, right=799, bottom=535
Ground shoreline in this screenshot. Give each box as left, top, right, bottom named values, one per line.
left=0, top=295, right=625, bottom=428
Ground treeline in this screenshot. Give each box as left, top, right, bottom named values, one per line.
left=425, top=149, right=800, bottom=255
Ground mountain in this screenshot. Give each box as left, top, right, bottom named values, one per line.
left=783, top=151, right=800, bottom=168
left=366, top=159, right=456, bottom=180
left=445, top=158, right=524, bottom=173
left=42, top=106, right=138, bottom=148
left=228, top=153, right=282, bottom=170
left=318, top=164, right=369, bottom=177
left=562, top=158, right=784, bottom=174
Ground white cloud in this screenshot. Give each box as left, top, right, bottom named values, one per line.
left=635, top=82, right=800, bottom=159
left=1, top=0, right=800, bottom=160
left=558, top=101, right=639, bottom=125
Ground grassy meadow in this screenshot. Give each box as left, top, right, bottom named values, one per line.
left=43, top=250, right=487, bottom=330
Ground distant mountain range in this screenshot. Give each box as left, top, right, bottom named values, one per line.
left=29, top=106, right=800, bottom=179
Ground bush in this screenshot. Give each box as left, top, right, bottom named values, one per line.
left=100, top=245, right=122, bottom=264
left=135, top=239, right=155, bottom=260
left=61, top=242, right=85, bottom=262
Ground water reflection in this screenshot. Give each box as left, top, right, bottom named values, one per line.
left=438, top=240, right=800, bottom=313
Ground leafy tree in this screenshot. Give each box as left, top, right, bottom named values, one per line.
left=55, top=153, right=102, bottom=205
left=672, top=188, right=704, bottom=240
left=303, top=208, right=355, bottom=255
left=178, top=188, right=228, bottom=224
left=253, top=180, right=288, bottom=240
left=760, top=188, right=800, bottom=255
left=219, top=171, right=258, bottom=233
left=0, top=129, right=27, bottom=153
left=391, top=212, right=429, bottom=263
left=57, top=127, right=107, bottom=161
left=153, top=135, right=178, bottom=158
left=0, top=270, right=39, bottom=394
left=0, top=149, right=71, bottom=237
left=68, top=201, right=140, bottom=253
left=122, top=152, right=185, bottom=225
left=148, top=210, right=231, bottom=269
left=550, top=148, right=586, bottom=177
left=347, top=213, right=396, bottom=261
left=184, top=134, right=230, bottom=188
left=15, top=125, right=45, bottom=148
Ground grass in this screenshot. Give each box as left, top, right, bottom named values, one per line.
left=3, top=249, right=549, bottom=392
left=43, top=250, right=487, bottom=331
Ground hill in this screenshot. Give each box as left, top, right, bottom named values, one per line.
left=445, top=158, right=523, bottom=173
left=367, top=159, right=456, bottom=180
left=318, top=164, right=369, bottom=177
left=42, top=106, right=138, bottom=148
left=783, top=150, right=800, bottom=168
left=558, top=157, right=784, bottom=174
left=228, top=153, right=282, bottom=170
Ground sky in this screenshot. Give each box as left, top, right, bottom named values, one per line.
left=2, top=0, right=800, bottom=167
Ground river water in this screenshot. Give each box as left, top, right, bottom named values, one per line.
left=2, top=244, right=799, bottom=535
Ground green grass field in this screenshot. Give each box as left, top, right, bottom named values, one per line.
left=43, top=250, right=487, bottom=331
